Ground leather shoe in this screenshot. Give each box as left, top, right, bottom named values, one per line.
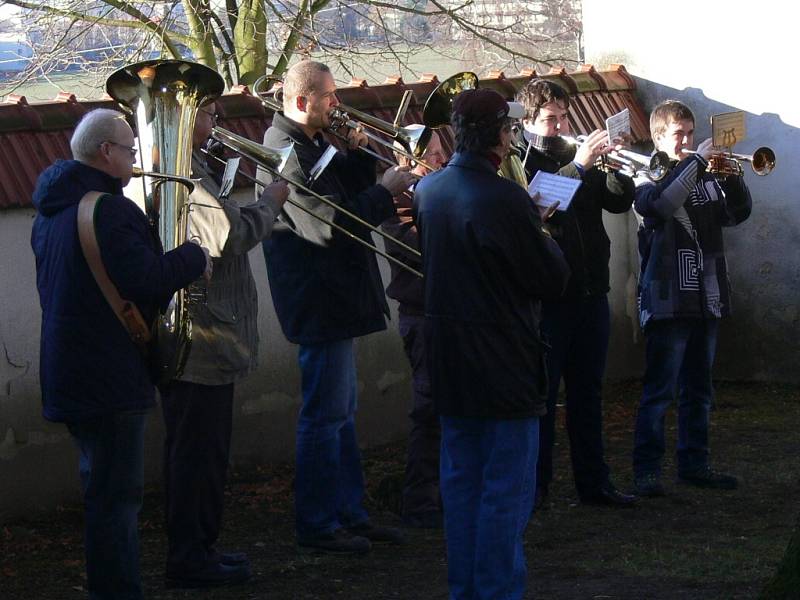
left=402, top=511, right=443, bottom=529
left=298, top=528, right=371, bottom=554
left=213, top=550, right=249, bottom=566
left=165, top=561, right=251, bottom=589
left=581, top=483, right=638, bottom=508
left=347, top=522, right=407, bottom=545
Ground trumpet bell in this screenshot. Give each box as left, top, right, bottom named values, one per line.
left=423, top=72, right=479, bottom=129
left=750, top=146, right=776, bottom=176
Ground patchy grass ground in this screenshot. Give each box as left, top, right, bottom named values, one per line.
left=2, top=381, right=799, bottom=599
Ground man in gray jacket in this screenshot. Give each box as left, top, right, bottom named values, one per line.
left=160, top=102, right=289, bottom=588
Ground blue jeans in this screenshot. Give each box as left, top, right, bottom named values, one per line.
left=539, top=296, right=611, bottom=498
left=295, top=339, right=369, bottom=538
left=67, top=410, right=147, bottom=600
left=633, top=318, right=719, bottom=478
left=440, top=416, right=539, bottom=600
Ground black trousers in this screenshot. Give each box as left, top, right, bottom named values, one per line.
left=399, top=314, right=442, bottom=516
left=161, top=380, right=234, bottom=573
left=538, top=296, right=611, bottom=499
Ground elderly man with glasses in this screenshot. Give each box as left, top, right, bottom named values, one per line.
left=31, top=108, right=211, bottom=600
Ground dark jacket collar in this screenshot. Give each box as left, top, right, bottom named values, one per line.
left=448, top=151, right=500, bottom=175
left=271, top=112, right=326, bottom=147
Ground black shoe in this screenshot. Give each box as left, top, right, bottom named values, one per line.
left=678, top=467, right=738, bottom=490
left=213, top=550, right=249, bottom=566
left=402, top=511, right=443, bottom=529
left=298, top=528, right=371, bottom=554
left=634, top=473, right=666, bottom=497
left=347, top=522, right=407, bottom=545
left=581, top=483, right=638, bottom=508
left=165, top=561, right=251, bottom=589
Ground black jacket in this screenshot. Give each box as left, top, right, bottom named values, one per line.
left=261, top=113, right=395, bottom=345
left=520, top=141, right=634, bottom=299
left=414, top=152, right=570, bottom=419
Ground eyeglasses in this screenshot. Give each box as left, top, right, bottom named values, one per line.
left=198, top=109, right=218, bottom=123
left=104, top=141, right=137, bottom=158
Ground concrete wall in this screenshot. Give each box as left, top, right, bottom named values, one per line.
left=0, top=198, right=413, bottom=522
left=588, top=1, right=800, bottom=382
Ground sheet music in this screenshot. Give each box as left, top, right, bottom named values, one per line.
left=711, top=111, right=746, bottom=148
left=606, top=108, right=630, bottom=144
left=527, top=171, right=581, bottom=212
left=220, top=157, right=240, bottom=199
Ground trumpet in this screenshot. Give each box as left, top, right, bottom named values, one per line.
left=560, top=135, right=670, bottom=182
left=251, top=75, right=436, bottom=172
left=682, top=146, right=776, bottom=177
left=209, top=126, right=424, bottom=279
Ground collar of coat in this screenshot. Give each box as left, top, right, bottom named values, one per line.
left=271, top=111, right=326, bottom=147
left=447, top=151, right=502, bottom=175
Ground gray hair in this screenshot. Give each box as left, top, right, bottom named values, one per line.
left=70, top=109, right=129, bottom=162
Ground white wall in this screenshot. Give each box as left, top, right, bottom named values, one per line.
left=585, top=0, right=800, bottom=381
left=0, top=200, right=413, bottom=521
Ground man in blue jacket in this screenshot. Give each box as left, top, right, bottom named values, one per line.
left=414, top=88, right=569, bottom=600
left=31, top=108, right=209, bottom=600
left=260, top=60, right=415, bottom=554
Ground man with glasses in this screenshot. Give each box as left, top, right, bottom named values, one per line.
left=159, top=101, right=290, bottom=588
left=31, top=108, right=211, bottom=600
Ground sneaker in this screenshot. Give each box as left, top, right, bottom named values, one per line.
left=297, top=528, right=371, bottom=554
left=402, top=511, right=443, bottom=529
left=678, top=467, right=738, bottom=490
left=346, top=522, right=407, bottom=545
left=634, top=473, right=666, bottom=497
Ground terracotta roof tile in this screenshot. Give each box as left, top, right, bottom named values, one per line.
left=0, top=65, right=647, bottom=210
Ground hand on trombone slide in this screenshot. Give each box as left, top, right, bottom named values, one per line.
left=345, top=125, right=369, bottom=150
left=380, top=165, right=417, bottom=196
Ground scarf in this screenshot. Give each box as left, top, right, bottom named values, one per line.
left=525, top=132, right=576, bottom=167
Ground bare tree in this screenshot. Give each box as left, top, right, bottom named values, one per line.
left=0, top=0, right=582, bottom=97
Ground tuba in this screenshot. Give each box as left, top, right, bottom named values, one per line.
left=106, top=60, right=225, bottom=384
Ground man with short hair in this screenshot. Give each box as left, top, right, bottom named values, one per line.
left=260, top=60, right=415, bottom=553
left=31, top=108, right=209, bottom=599
left=414, top=88, right=569, bottom=599
left=515, top=78, right=638, bottom=509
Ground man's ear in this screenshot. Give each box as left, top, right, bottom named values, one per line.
left=295, top=95, right=307, bottom=112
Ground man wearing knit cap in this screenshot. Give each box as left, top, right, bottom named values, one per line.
left=414, top=88, right=569, bottom=599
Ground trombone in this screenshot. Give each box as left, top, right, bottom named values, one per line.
left=252, top=75, right=436, bottom=172
left=681, top=146, right=776, bottom=177
left=209, top=126, right=424, bottom=278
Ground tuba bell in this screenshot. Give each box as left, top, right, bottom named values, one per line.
left=106, top=60, right=225, bottom=384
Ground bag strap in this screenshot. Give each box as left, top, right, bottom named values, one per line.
left=77, top=191, right=152, bottom=352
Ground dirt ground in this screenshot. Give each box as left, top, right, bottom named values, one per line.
left=2, top=380, right=799, bottom=600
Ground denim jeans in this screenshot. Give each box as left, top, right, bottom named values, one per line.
left=399, top=314, right=441, bottom=517
left=67, top=410, right=147, bottom=600
left=440, top=416, right=539, bottom=600
left=633, top=318, right=719, bottom=478
left=295, top=338, right=369, bottom=538
left=539, top=295, right=611, bottom=498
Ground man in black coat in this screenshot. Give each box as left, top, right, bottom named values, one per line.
left=259, top=60, right=415, bottom=554
left=515, top=79, right=638, bottom=509
left=414, top=88, right=569, bottom=600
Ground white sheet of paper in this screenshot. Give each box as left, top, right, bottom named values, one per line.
left=527, top=171, right=581, bottom=212
left=220, top=157, right=240, bottom=199
left=606, top=108, right=630, bottom=143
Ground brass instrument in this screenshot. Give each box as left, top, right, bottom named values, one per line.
left=107, top=60, right=224, bottom=383
left=251, top=75, right=435, bottom=172
left=209, top=126, right=424, bottom=278
left=561, top=135, right=670, bottom=182
left=682, top=146, right=776, bottom=177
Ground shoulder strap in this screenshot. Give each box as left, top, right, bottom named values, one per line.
left=77, top=191, right=152, bottom=352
